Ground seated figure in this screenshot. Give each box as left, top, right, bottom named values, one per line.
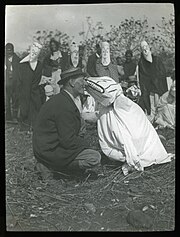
left=154, top=80, right=175, bottom=130
left=85, top=76, right=174, bottom=175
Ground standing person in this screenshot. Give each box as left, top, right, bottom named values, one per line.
left=43, top=38, right=67, bottom=94
left=119, top=50, right=141, bottom=103
left=96, top=41, right=120, bottom=83
left=78, top=45, right=87, bottom=72
left=63, top=41, right=87, bottom=113
left=64, top=41, right=82, bottom=69
left=137, top=40, right=168, bottom=123
left=32, top=67, right=101, bottom=179
left=63, top=41, right=96, bottom=116
left=86, top=43, right=101, bottom=77
left=5, top=43, right=20, bottom=121
left=116, top=56, right=125, bottom=82
left=121, top=50, right=137, bottom=82
left=18, top=42, right=44, bottom=133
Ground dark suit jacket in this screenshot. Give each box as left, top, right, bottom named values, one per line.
left=5, top=53, right=20, bottom=88
left=122, top=60, right=136, bottom=81
left=138, top=54, right=168, bottom=115
left=32, top=90, right=88, bottom=170
left=86, top=53, right=99, bottom=77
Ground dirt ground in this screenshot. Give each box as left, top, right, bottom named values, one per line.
left=5, top=122, right=175, bottom=232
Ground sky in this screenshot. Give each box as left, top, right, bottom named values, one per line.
left=5, top=3, right=174, bottom=52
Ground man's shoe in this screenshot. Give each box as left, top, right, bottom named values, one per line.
left=83, top=169, right=99, bottom=180
left=35, top=162, right=53, bottom=180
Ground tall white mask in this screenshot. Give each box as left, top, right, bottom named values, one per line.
left=29, top=42, right=42, bottom=62
left=140, top=41, right=152, bottom=63
left=70, top=41, right=79, bottom=68
left=101, top=42, right=111, bottom=66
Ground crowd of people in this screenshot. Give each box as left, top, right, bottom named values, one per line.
left=5, top=38, right=175, bottom=178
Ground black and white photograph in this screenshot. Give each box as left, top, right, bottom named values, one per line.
left=5, top=3, right=175, bottom=232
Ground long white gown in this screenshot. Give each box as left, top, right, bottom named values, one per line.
left=86, top=76, right=174, bottom=171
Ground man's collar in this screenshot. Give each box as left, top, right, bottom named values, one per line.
left=63, top=89, right=82, bottom=113
left=63, top=89, right=75, bottom=101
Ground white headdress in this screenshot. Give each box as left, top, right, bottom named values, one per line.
left=86, top=76, right=122, bottom=107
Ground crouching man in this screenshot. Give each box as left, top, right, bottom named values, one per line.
left=32, top=67, right=101, bottom=179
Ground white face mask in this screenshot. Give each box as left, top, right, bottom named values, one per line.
left=101, top=42, right=111, bottom=66
left=70, top=42, right=79, bottom=68
left=29, top=42, right=42, bottom=62
left=140, top=41, right=152, bottom=62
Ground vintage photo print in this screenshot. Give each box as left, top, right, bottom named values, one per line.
left=5, top=3, right=175, bottom=232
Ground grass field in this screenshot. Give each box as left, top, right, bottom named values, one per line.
left=5, top=122, right=175, bottom=232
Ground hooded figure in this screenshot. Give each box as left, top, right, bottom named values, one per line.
left=86, top=43, right=101, bottom=77
left=85, top=76, right=174, bottom=175
left=18, top=42, right=44, bottom=132
left=64, top=41, right=82, bottom=70
left=63, top=41, right=97, bottom=117
left=20, top=42, right=42, bottom=65
left=137, top=40, right=168, bottom=123
left=96, top=41, right=120, bottom=83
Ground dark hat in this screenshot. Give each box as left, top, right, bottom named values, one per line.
left=59, top=67, right=87, bottom=85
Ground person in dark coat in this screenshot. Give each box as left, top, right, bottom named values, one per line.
left=96, top=41, right=120, bottom=83
left=32, top=67, right=101, bottom=178
left=63, top=41, right=84, bottom=71
left=78, top=45, right=87, bottom=71
left=18, top=42, right=44, bottom=132
left=121, top=50, right=137, bottom=82
left=86, top=43, right=101, bottom=77
left=43, top=38, right=67, bottom=74
left=137, top=40, right=168, bottom=123
left=5, top=43, right=20, bottom=121
left=42, top=38, right=68, bottom=94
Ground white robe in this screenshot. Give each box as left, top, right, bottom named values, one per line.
left=155, top=91, right=175, bottom=129
left=86, top=76, right=173, bottom=171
